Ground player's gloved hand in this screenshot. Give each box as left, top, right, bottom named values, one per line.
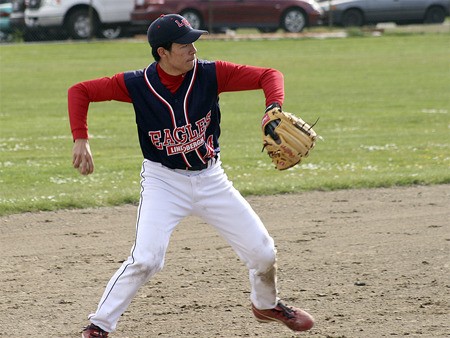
left=72, top=139, right=94, bottom=175
left=261, top=103, right=318, bottom=170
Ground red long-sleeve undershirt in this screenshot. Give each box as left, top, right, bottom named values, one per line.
left=68, top=60, right=284, bottom=140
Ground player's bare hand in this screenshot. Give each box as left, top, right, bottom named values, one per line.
left=72, top=139, right=94, bottom=175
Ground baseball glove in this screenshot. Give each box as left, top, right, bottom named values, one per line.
left=262, top=106, right=318, bottom=170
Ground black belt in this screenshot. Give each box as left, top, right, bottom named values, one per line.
left=167, top=155, right=218, bottom=171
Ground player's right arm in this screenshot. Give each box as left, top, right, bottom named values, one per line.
left=72, top=138, right=94, bottom=176
left=68, top=73, right=132, bottom=175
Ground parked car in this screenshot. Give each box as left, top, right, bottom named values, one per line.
left=131, top=0, right=324, bottom=33
left=321, top=0, right=450, bottom=27
left=0, top=1, right=12, bottom=41
left=24, top=0, right=135, bottom=40
left=9, top=0, right=25, bottom=33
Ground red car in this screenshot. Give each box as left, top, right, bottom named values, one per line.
left=131, top=0, right=324, bottom=33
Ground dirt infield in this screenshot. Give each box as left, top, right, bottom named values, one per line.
left=1, top=184, right=449, bottom=337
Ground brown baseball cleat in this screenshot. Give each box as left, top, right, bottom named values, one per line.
left=81, top=323, right=109, bottom=338
left=252, top=301, right=314, bottom=332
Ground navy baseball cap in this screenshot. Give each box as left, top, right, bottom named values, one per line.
left=147, top=14, right=208, bottom=48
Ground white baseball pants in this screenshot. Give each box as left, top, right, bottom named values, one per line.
left=89, top=158, right=278, bottom=332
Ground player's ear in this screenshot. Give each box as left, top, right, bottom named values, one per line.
left=157, top=46, right=168, bottom=59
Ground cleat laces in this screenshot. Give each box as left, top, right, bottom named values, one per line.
left=276, top=301, right=296, bottom=319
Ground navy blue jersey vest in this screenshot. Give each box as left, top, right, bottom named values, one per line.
left=124, top=59, right=221, bottom=169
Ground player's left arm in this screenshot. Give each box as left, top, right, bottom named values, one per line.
left=215, top=60, right=284, bottom=109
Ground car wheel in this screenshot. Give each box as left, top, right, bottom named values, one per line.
left=98, top=26, right=122, bottom=39
left=180, top=10, right=203, bottom=30
left=281, top=8, right=307, bottom=33
left=0, top=31, right=12, bottom=43
left=423, top=6, right=446, bottom=24
left=342, top=9, right=364, bottom=27
left=66, top=9, right=96, bottom=39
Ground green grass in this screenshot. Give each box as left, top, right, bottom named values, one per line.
left=1, top=33, right=449, bottom=215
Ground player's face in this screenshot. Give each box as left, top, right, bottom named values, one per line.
left=160, top=42, right=197, bottom=76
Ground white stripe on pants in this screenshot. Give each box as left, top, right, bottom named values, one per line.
left=89, top=158, right=278, bottom=332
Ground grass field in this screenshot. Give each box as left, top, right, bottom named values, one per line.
left=1, top=32, right=449, bottom=215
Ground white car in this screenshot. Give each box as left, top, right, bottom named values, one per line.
left=320, top=0, right=450, bottom=27
left=24, top=0, right=134, bottom=39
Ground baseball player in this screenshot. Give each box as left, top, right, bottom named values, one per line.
left=69, top=14, right=314, bottom=338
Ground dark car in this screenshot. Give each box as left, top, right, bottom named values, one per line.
left=9, top=0, right=25, bottom=32
left=131, top=0, right=324, bottom=33
left=320, top=0, right=450, bottom=27
left=10, top=0, right=59, bottom=41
